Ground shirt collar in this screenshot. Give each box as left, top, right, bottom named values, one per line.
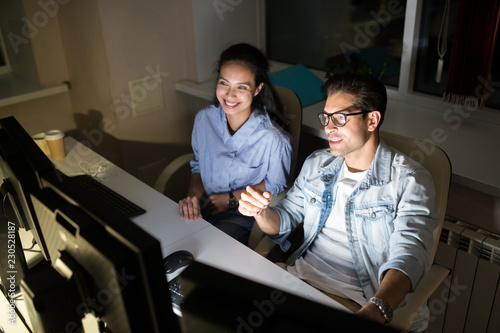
left=222, top=107, right=267, bottom=149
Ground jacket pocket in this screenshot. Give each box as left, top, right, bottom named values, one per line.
left=303, top=184, right=322, bottom=208
left=354, top=204, right=395, bottom=250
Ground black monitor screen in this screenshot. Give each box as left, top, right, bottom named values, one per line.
left=28, top=170, right=180, bottom=333
left=178, top=261, right=400, bottom=333
left=0, top=116, right=55, bottom=261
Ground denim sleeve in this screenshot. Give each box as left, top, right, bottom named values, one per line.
left=379, top=167, right=439, bottom=291
left=270, top=153, right=315, bottom=251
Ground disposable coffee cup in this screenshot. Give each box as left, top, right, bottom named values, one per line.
left=32, top=132, right=51, bottom=156
left=44, top=130, right=65, bottom=160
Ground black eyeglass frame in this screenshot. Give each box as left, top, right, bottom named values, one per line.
left=317, top=110, right=372, bottom=127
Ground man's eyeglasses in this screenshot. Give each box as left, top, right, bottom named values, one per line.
left=317, top=110, right=372, bottom=127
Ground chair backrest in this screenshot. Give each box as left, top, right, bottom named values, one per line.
left=153, top=152, right=194, bottom=199
left=273, top=85, right=302, bottom=181
left=380, top=131, right=452, bottom=259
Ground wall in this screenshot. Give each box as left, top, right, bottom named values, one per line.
left=0, top=0, right=75, bottom=135
left=55, top=0, right=122, bottom=165
left=88, top=0, right=264, bottom=183
left=53, top=0, right=206, bottom=185
left=0, top=0, right=39, bottom=84
left=191, top=0, right=265, bottom=82
left=96, top=0, right=203, bottom=184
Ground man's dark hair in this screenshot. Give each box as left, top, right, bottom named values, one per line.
left=324, top=73, right=387, bottom=128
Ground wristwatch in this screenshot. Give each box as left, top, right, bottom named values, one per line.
left=228, top=191, right=238, bottom=209
left=369, top=297, right=393, bottom=323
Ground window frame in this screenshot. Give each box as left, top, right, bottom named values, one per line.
left=265, top=0, right=500, bottom=126
left=0, top=28, right=11, bottom=75
left=397, top=1, right=499, bottom=125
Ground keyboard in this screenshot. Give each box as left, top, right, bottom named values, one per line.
left=168, top=277, right=184, bottom=316
left=70, top=174, right=146, bottom=217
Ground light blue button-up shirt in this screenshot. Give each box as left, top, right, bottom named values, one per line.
left=190, top=105, right=293, bottom=196
left=272, top=141, right=438, bottom=332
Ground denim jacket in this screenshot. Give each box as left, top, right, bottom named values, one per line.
left=272, top=141, right=438, bottom=331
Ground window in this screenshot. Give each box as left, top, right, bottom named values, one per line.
left=266, top=0, right=406, bottom=87
left=0, top=28, right=10, bottom=75
left=266, top=0, right=500, bottom=112
left=413, top=0, right=500, bottom=109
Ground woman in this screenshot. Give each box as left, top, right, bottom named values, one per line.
left=178, top=43, right=293, bottom=244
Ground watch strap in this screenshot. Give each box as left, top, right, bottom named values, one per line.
left=369, top=296, right=393, bottom=323
left=228, top=191, right=238, bottom=208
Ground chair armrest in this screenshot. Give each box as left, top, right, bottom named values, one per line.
left=390, top=264, right=450, bottom=331
left=269, top=189, right=288, bottom=207
left=247, top=223, right=280, bottom=258
left=247, top=222, right=265, bottom=250
left=154, top=153, right=194, bottom=194
left=253, top=236, right=279, bottom=257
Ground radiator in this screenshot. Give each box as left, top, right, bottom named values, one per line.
left=426, top=217, right=500, bottom=333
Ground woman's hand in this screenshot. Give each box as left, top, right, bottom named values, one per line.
left=178, top=196, right=202, bottom=221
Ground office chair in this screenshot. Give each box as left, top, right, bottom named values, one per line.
left=248, top=131, right=452, bottom=331
left=154, top=152, right=194, bottom=197
left=272, top=85, right=302, bottom=182
left=381, top=131, right=451, bottom=331
left=247, top=86, right=303, bottom=250
left=154, top=85, right=303, bottom=205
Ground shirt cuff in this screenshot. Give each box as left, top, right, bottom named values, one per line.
left=379, top=256, right=425, bottom=292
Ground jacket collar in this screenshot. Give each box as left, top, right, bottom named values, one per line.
left=319, top=140, right=392, bottom=188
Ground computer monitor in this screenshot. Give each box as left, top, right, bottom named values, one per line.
left=178, top=261, right=400, bottom=333
left=0, top=116, right=178, bottom=332
left=0, top=116, right=55, bottom=261
left=0, top=116, right=56, bottom=292
left=25, top=170, right=180, bottom=333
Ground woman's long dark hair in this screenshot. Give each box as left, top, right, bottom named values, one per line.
left=214, top=43, right=285, bottom=127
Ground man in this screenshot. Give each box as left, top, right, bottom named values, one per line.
left=239, top=73, right=438, bottom=332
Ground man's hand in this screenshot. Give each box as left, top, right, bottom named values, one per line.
left=239, top=185, right=272, bottom=217
left=356, top=302, right=386, bottom=325
left=178, top=196, right=202, bottom=220
left=356, top=269, right=411, bottom=325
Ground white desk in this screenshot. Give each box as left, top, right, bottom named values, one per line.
left=55, top=137, right=347, bottom=312
left=54, top=138, right=212, bottom=249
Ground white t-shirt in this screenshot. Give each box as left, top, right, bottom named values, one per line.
left=288, top=162, right=368, bottom=305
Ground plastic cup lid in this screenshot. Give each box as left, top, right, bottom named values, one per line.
left=44, top=130, right=65, bottom=140
left=32, top=132, right=45, bottom=140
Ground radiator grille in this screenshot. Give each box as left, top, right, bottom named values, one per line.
left=426, top=217, right=500, bottom=333
left=442, top=217, right=500, bottom=265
